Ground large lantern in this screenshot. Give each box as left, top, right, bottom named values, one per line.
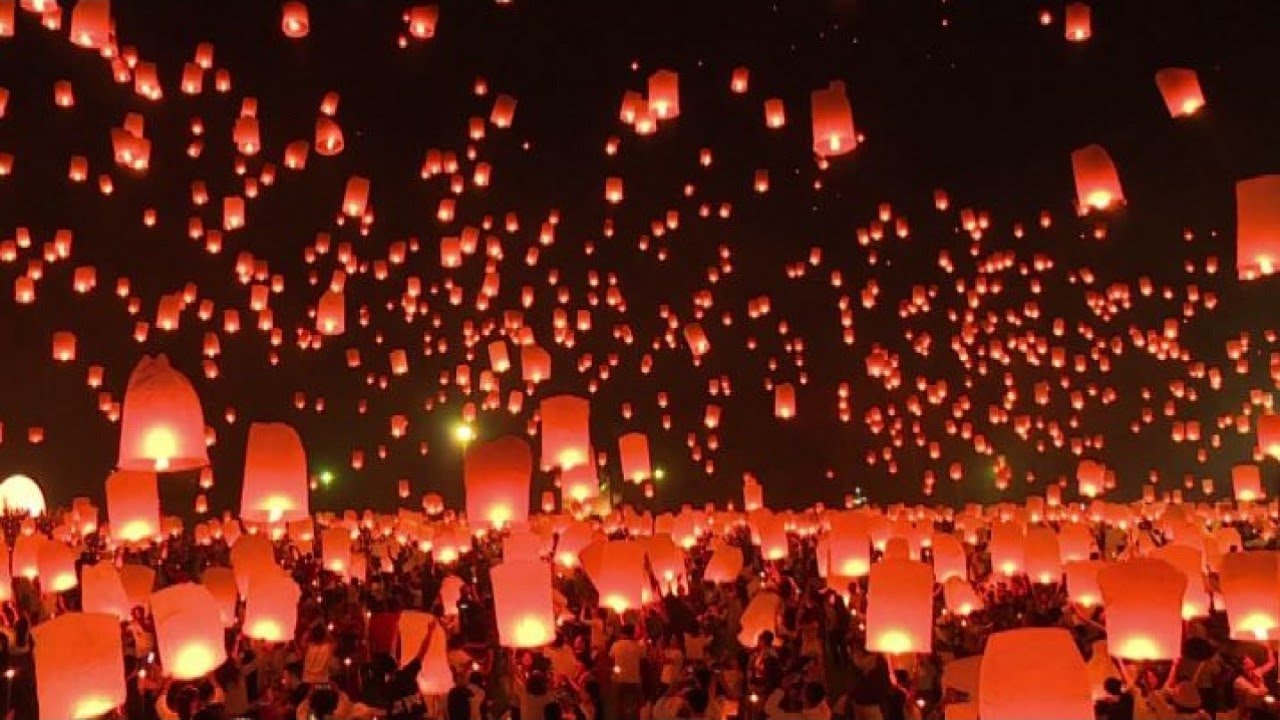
left=118, top=355, right=209, bottom=472
left=618, top=432, right=652, bottom=482
left=1097, top=558, right=1186, bottom=660
left=810, top=80, right=856, bottom=157
left=702, top=543, right=743, bottom=584
left=106, top=469, right=160, bottom=544
left=241, top=422, right=310, bottom=523
left=1154, top=68, right=1205, bottom=117
left=581, top=540, right=648, bottom=613
left=33, top=613, right=126, bottom=719
left=1023, top=526, right=1063, bottom=584
left=38, top=540, right=78, bottom=592
left=150, top=583, right=228, bottom=679
left=1071, top=144, right=1124, bottom=213
left=989, top=521, right=1025, bottom=577
left=979, top=628, right=1092, bottom=720
left=647, top=69, right=680, bottom=120
left=539, top=395, right=590, bottom=470
left=490, top=559, right=555, bottom=647
left=243, top=571, right=300, bottom=642
left=827, top=512, right=872, bottom=578
left=1232, top=463, right=1265, bottom=502
left=1220, top=551, right=1280, bottom=641
left=464, top=435, right=532, bottom=531
left=322, top=527, right=352, bottom=576
left=1065, top=560, right=1106, bottom=608
left=737, top=591, right=782, bottom=647
left=866, top=558, right=933, bottom=654
left=81, top=562, right=130, bottom=620
left=1235, top=175, right=1280, bottom=280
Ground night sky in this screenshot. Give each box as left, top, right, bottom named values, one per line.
left=1, top=0, right=1280, bottom=513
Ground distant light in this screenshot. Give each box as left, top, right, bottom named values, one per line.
left=654, top=467, right=666, bottom=480
left=319, top=470, right=334, bottom=485
left=453, top=423, right=475, bottom=444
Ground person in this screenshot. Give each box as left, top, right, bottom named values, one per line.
left=802, top=682, right=833, bottom=720
left=651, top=681, right=689, bottom=719
left=659, top=634, right=685, bottom=691
left=301, top=624, right=336, bottom=687
left=446, top=681, right=474, bottom=720
left=1233, top=649, right=1276, bottom=720
left=609, top=624, right=645, bottom=720
left=1096, top=677, right=1136, bottom=720
left=518, top=669, right=554, bottom=720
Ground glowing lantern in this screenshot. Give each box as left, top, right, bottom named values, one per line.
left=742, top=475, right=764, bottom=511
left=703, top=543, right=744, bottom=583
left=866, top=558, right=933, bottom=654
left=81, top=563, right=129, bottom=620
left=342, top=176, right=370, bottom=217
left=69, top=0, right=110, bottom=48
left=105, top=469, right=160, bottom=544
left=51, top=330, right=76, bottom=361
left=241, top=422, right=310, bottom=524
left=1097, top=559, right=1185, bottom=660
left=488, top=341, right=510, bottom=373
left=737, top=591, right=782, bottom=646
left=117, top=355, right=208, bottom=472
left=150, top=583, right=228, bottom=679
left=1023, top=527, right=1062, bottom=584
left=406, top=5, right=439, bottom=39
left=752, top=510, right=790, bottom=561
left=1065, top=560, right=1105, bottom=607
left=33, top=613, right=125, bottom=719
left=201, top=567, right=239, bottom=626
left=119, top=564, right=156, bottom=607
left=930, top=532, right=966, bottom=582
left=316, top=289, right=345, bottom=335
left=1237, top=175, right=1280, bottom=280
left=520, top=344, right=551, bottom=384
left=1154, top=68, right=1205, bottom=117
left=37, top=540, right=78, bottom=592
left=561, top=462, right=598, bottom=504
left=989, top=521, right=1025, bottom=577
left=490, top=94, right=517, bottom=128
left=1151, top=544, right=1209, bottom=618
left=322, top=527, right=352, bottom=575
left=491, top=559, right=554, bottom=647
left=1220, top=551, right=1280, bottom=641
left=647, top=70, right=680, bottom=120
left=581, top=540, right=648, bottom=613
left=773, top=383, right=796, bottom=419
left=1064, top=3, right=1091, bottom=42
left=1071, top=144, right=1124, bottom=213
left=1258, top=414, right=1280, bottom=458
left=810, top=80, right=856, bottom=156
left=281, top=1, right=309, bottom=38
left=415, top=622, right=452, bottom=695
left=464, top=435, right=531, bottom=530
left=943, top=577, right=984, bottom=616
left=233, top=116, right=260, bottom=155
left=242, top=571, right=300, bottom=642
left=979, top=628, right=1092, bottom=720
left=618, top=432, right=651, bottom=482
left=315, top=117, right=344, bottom=155
left=539, top=395, right=590, bottom=470
left=0, top=474, right=45, bottom=515
left=1232, top=463, right=1265, bottom=502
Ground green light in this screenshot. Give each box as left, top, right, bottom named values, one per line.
left=319, top=470, right=334, bottom=485
left=654, top=467, right=666, bottom=480
left=453, top=423, right=475, bottom=444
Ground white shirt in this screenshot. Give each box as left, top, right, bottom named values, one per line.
left=610, top=637, right=645, bottom=684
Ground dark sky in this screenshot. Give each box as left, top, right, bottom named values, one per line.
left=1, top=0, right=1280, bottom=514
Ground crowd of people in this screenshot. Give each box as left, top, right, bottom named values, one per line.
left=0, top=504, right=1275, bottom=720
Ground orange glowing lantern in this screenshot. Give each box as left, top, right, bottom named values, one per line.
left=106, top=469, right=160, bottom=544
left=773, top=383, right=796, bottom=419
left=979, top=628, right=1092, bottom=720
left=464, top=435, right=531, bottom=530
left=1232, top=463, right=1265, bottom=502
left=539, top=394, right=590, bottom=470
left=281, top=1, right=309, bottom=38
left=1071, top=144, right=1124, bottom=213
left=1154, top=68, right=1205, bottom=117
left=240, top=422, right=310, bottom=524
left=150, top=583, right=228, bottom=679
left=1064, top=3, right=1091, bottom=42
left=1097, top=558, right=1185, bottom=660
left=1237, top=175, right=1280, bottom=280
left=866, top=558, right=933, bottom=654
left=618, top=432, right=651, bottom=482
left=737, top=591, right=782, bottom=646
left=1220, top=551, right=1280, bottom=641
left=703, top=543, right=744, bottom=584
left=316, top=289, right=345, bottom=335
left=37, top=541, right=78, bottom=592
left=491, top=559, right=555, bottom=647
left=1023, top=527, right=1062, bottom=584
left=810, top=80, right=856, bottom=157
left=81, top=563, right=129, bottom=621
left=33, top=613, right=126, bottom=719
left=242, top=571, right=300, bottom=642
left=1065, top=560, right=1106, bottom=608
left=647, top=70, right=680, bottom=120
left=581, top=540, right=648, bottom=613
left=118, top=355, right=209, bottom=472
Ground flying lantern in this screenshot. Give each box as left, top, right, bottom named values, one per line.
left=316, top=290, right=345, bottom=335
left=1064, top=2, right=1091, bottom=42
left=242, top=571, right=300, bottom=642
left=80, top=563, right=130, bottom=620
left=105, top=469, right=160, bottom=544
left=979, top=628, right=1092, bottom=720
left=464, top=435, right=532, bottom=530
left=1232, top=464, right=1265, bottom=502
left=117, top=355, right=209, bottom=472
left=230, top=532, right=277, bottom=597
left=1258, top=414, right=1280, bottom=458
left=38, top=541, right=78, bottom=592
left=342, top=176, right=370, bottom=217
left=989, top=521, right=1025, bottom=577
left=810, top=80, right=856, bottom=156
left=120, top=564, right=156, bottom=607
left=1151, top=544, right=1210, bottom=618
left=581, top=540, right=648, bottom=613
left=1154, top=68, right=1205, bottom=117
left=618, top=432, right=651, bottom=482
left=33, top=613, right=126, bottom=719
left=1237, top=176, right=1280, bottom=279
left=69, top=0, right=110, bottom=49
left=201, top=567, right=239, bottom=626
left=703, top=543, right=744, bottom=583
left=415, top=623, right=452, bottom=696
left=539, top=394, right=590, bottom=470
left=1065, top=560, right=1105, bottom=608
left=742, top=475, right=764, bottom=511
left=737, top=591, right=782, bottom=646
left=240, top=422, right=310, bottom=524
left=1219, top=551, right=1280, bottom=640
left=826, top=512, right=872, bottom=578
left=647, top=69, right=680, bottom=120
left=1097, top=558, right=1186, bottom=660
left=490, top=559, right=555, bottom=647
left=322, top=527, right=352, bottom=575
left=1071, top=145, right=1124, bottom=213
left=281, top=1, right=309, bottom=38
left=866, top=558, right=933, bottom=654
left=150, top=583, right=228, bottom=679
left=1023, top=526, right=1063, bottom=584
left=773, top=383, right=796, bottom=419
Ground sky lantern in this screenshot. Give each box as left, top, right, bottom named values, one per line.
left=810, top=80, right=856, bottom=157
left=316, top=289, right=345, bottom=335
left=930, top=532, right=966, bottom=582
left=1154, top=68, right=1205, bottom=117
left=405, top=4, right=439, bottom=39
left=1236, top=175, right=1280, bottom=280
left=520, top=344, right=551, bottom=384
left=827, top=514, right=872, bottom=578
left=315, top=117, right=344, bottom=155
left=1098, top=558, right=1186, bottom=660
left=488, top=341, right=510, bottom=373
left=764, top=98, right=786, bottom=128
left=243, top=570, right=300, bottom=642
left=491, top=559, right=555, bottom=647
left=647, top=69, right=680, bottom=120
left=618, top=432, right=651, bottom=482
left=342, top=175, right=370, bottom=217
left=0, top=473, right=45, bottom=515
left=774, top=382, right=796, bottom=419
left=51, top=330, right=75, bottom=361
left=1232, top=463, right=1264, bottom=502
left=68, top=0, right=110, bottom=49
left=1220, top=551, right=1280, bottom=640
left=1151, top=544, right=1209, bottom=618
left=683, top=323, right=710, bottom=357
left=737, top=591, right=782, bottom=646
left=490, top=93, right=516, bottom=128
left=241, top=422, right=310, bottom=524
left=752, top=510, right=790, bottom=561
left=539, top=394, right=590, bottom=470
left=37, top=540, right=78, bottom=592
left=582, top=540, right=649, bottom=613
left=553, top=520, right=593, bottom=568
left=464, top=435, right=532, bottom=530
left=12, top=534, right=41, bottom=581
left=120, top=564, right=156, bottom=608
left=1064, top=2, right=1091, bottom=42
left=1259, top=414, right=1280, bottom=458
left=943, top=577, right=984, bottom=616
left=118, top=355, right=209, bottom=472
left=150, top=583, right=227, bottom=679
left=322, top=526, right=352, bottom=575
left=561, top=462, right=599, bottom=504
left=281, top=1, right=309, bottom=38
left=703, top=543, right=744, bottom=583
left=1065, top=560, right=1105, bottom=608
left=33, top=613, right=126, bottom=720
left=989, top=521, right=1025, bottom=577
left=105, top=469, right=160, bottom=544
left=1076, top=459, right=1105, bottom=498
left=1071, top=145, right=1124, bottom=213
left=81, top=563, right=130, bottom=621
left=201, top=567, right=239, bottom=626
left=979, top=628, right=1092, bottom=720
left=1023, top=526, right=1062, bottom=584
left=866, top=558, right=933, bottom=654
left=742, top=474, right=764, bottom=511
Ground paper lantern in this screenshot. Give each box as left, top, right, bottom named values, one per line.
left=243, top=571, right=300, bottom=642
left=342, top=176, right=370, bottom=217
left=281, top=1, right=309, bottom=38
left=118, top=355, right=209, bottom=472
left=1237, top=175, right=1280, bottom=279
left=979, top=628, right=1092, bottom=720
left=1258, top=414, right=1280, bottom=458
left=488, top=341, right=510, bottom=373
left=1233, top=463, right=1265, bottom=502
left=866, top=558, right=933, bottom=654
left=490, top=559, right=554, bottom=648
left=942, top=577, right=983, bottom=616
left=647, top=69, right=680, bottom=120
left=1071, top=145, right=1124, bottom=213
left=490, top=94, right=517, bottom=128
left=561, top=462, right=599, bottom=504
left=930, top=532, right=967, bottom=583
left=105, top=469, right=160, bottom=544
left=38, top=540, right=78, bottom=592
left=322, top=526, right=352, bottom=576
left=201, top=567, right=239, bottom=626
left=618, top=432, right=651, bottom=482
left=398, top=611, right=434, bottom=668
left=315, top=117, right=343, bottom=155
left=773, top=382, right=796, bottom=419
left=1064, top=2, right=1091, bottom=42
left=405, top=5, right=439, bottom=39
left=810, top=80, right=856, bottom=157
left=464, top=435, right=531, bottom=530
left=737, top=591, right=782, bottom=646
left=1065, top=560, right=1105, bottom=607
left=415, top=622, right=452, bottom=696
left=0, top=474, right=45, bottom=515
left=438, top=575, right=464, bottom=615
left=1023, top=526, right=1062, bottom=584
left=151, top=583, right=228, bottom=679
left=1097, top=558, right=1185, bottom=660
left=316, top=289, right=345, bottom=335
left=703, top=543, right=743, bottom=584
left=751, top=510, right=789, bottom=561
left=539, top=395, right=590, bottom=470
left=1151, top=544, right=1209, bottom=618
left=581, top=540, right=648, bottom=613
left=1220, top=551, right=1280, bottom=641
left=1154, top=68, right=1205, bottom=117
left=69, top=0, right=110, bottom=48
left=232, top=116, right=260, bottom=155
left=33, top=613, right=126, bottom=719
left=989, top=521, right=1025, bottom=577
left=120, top=563, right=156, bottom=607
left=51, top=330, right=76, bottom=361
left=1057, top=522, right=1094, bottom=562
left=827, top=513, right=872, bottom=578
left=742, top=475, right=764, bottom=512
left=230, top=532, right=276, bottom=597
left=81, top=562, right=130, bottom=620
left=11, top=533, right=39, bottom=580
left=241, top=422, right=309, bottom=523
